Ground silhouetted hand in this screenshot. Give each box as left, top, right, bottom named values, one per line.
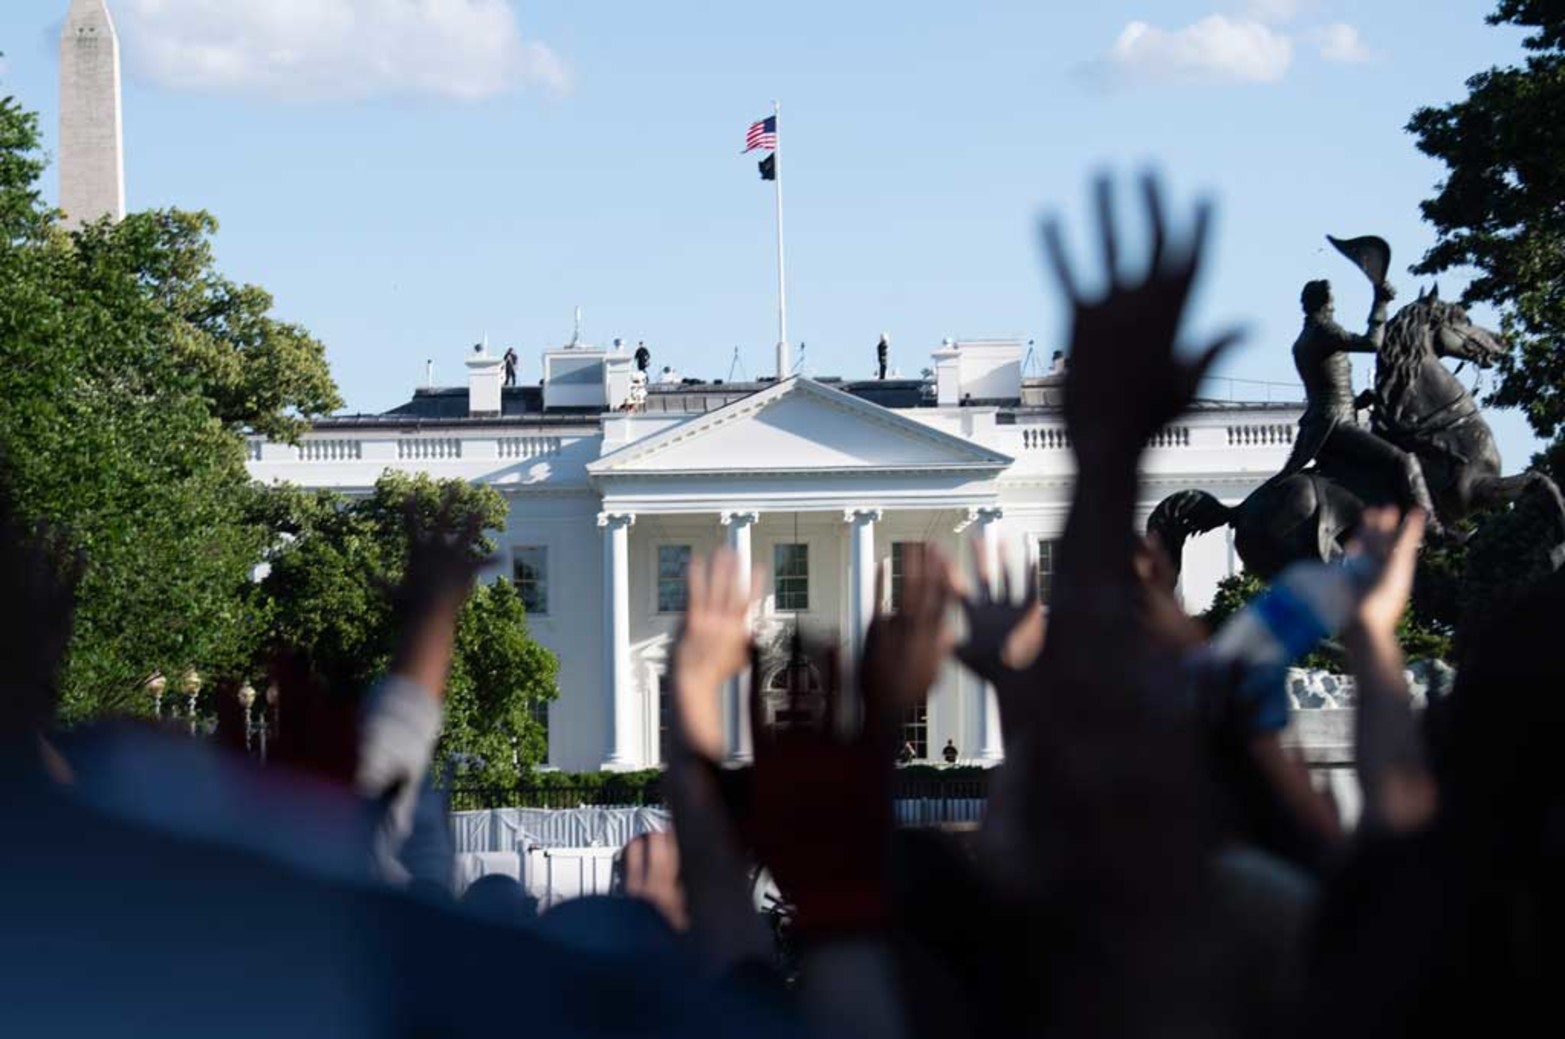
left=1043, top=174, right=1242, bottom=464
left=1342, top=507, right=1436, bottom=832
left=670, top=550, right=756, bottom=761
left=747, top=642, right=894, bottom=940
left=664, top=548, right=773, bottom=972
left=951, top=540, right=1046, bottom=742
left=861, top=542, right=955, bottom=714
left=620, top=831, right=689, bottom=933
left=1346, top=506, right=1426, bottom=643
left=954, top=541, right=1043, bottom=679
left=389, top=495, right=492, bottom=696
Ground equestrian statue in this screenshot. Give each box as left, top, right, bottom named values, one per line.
left=1150, top=235, right=1565, bottom=581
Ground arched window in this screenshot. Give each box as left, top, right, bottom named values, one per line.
left=763, top=660, right=824, bottom=729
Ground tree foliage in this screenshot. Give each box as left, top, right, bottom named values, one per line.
left=253, top=473, right=558, bottom=783
left=0, top=92, right=338, bottom=721
left=1407, top=1, right=1565, bottom=458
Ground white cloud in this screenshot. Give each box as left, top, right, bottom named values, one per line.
left=1105, top=15, right=1294, bottom=86
left=1241, top=0, right=1312, bottom=26
left=1311, top=22, right=1373, bottom=63
left=120, top=0, right=569, bottom=102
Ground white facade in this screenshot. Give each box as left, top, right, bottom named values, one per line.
left=250, top=340, right=1300, bottom=772
left=59, top=0, right=126, bottom=231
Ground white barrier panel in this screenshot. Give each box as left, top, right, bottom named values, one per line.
left=525, top=846, right=619, bottom=910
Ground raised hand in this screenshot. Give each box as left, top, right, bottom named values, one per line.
left=951, top=541, right=1047, bottom=750
left=619, top=831, right=690, bottom=933
left=670, top=550, right=755, bottom=761
left=1342, top=507, right=1436, bottom=832
left=954, top=540, right=1044, bottom=682
left=747, top=640, right=894, bottom=940
left=663, top=549, right=772, bottom=973
left=394, top=492, right=490, bottom=622
left=384, top=494, right=493, bottom=705
left=1043, top=174, right=1242, bottom=463
left=861, top=542, right=955, bottom=715
left=1346, top=506, right=1426, bottom=644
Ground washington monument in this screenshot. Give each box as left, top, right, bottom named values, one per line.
left=59, top=0, right=125, bottom=230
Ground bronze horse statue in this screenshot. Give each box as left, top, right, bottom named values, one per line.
left=1150, top=288, right=1565, bottom=579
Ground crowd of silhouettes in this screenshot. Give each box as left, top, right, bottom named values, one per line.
left=1, top=174, right=1558, bottom=1037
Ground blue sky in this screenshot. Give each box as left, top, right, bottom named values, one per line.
left=0, top=0, right=1545, bottom=464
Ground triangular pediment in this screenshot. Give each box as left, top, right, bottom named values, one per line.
left=588, top=378, right=1011, bottom=477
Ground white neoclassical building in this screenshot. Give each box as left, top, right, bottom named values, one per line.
left=249, top=338, right=1300, bottom=772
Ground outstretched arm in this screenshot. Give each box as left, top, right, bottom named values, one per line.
left=1344, top=507, right=1437, bottom=834
left=1040, top=174, right=1239, bottom=678
left=1323, top=282, right=1395, bottom=354
left=664, top=551, right=774, bottom=976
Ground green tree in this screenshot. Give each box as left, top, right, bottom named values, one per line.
left=1407, top=1, right=1565, bottom=460
left=443, top=579, right=558, bottom=787
left=0, top=93, right=339, bottom=720
left=253, top=472, right=557, bottom=783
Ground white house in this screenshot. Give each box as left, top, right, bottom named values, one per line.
left=248, top=338, right=1300, bottom=772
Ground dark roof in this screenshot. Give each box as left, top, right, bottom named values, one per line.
left=383, top=386, right=547, bottom=419
left=316, top=378, right=1298, bottom=431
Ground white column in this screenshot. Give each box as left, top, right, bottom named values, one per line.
left=720, top=511, right=760, bottom=761
left=598, top=511, right=636, bottom=770
left=843, top=509, right=883, bottom=666
left=972, top=506, right=1006, bottom=763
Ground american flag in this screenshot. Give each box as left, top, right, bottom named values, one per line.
left=744, top=115, right=777, bottom=153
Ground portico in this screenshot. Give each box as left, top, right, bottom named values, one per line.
left=586, top=377, right=1014, bottom=770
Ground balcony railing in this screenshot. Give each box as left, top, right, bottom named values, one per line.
left=1227, top=424, right=1296, bottom=447
left=397, top=437, right=463, bottom=461
left=295, top=439, right=363, bottom=462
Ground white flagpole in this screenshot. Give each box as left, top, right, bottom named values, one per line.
left=773, top=100, right=790, bottom=379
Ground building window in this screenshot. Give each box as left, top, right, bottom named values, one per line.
left=658, top=674, right=673, bottom=765
left=900, top=701, right=928, bottom=760
left=889, top=542, right=909, bottom=612
left=529, top=698, right=550, bottom=748
left=1036, top=539, right=1058, bottom=605
left=657, top=545, right=692, bottom=613
left=774, top=543, right=809, bottom=611
left=764, top=659, right=824, bottom=729
left=512, top=546, right=549, bottom=615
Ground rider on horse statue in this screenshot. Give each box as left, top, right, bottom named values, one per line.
left=1273, top=239, right=1444, bottom=535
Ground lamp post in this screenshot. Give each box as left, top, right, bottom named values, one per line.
left=145, top=672, right=167, bottom=719
left=237, top=682, right=257, bottom=754
left=261, top=683, right=278, bottom=763
left=181, top=668, right=202, bottom=737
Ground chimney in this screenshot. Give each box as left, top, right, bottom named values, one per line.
left=466, top=342, right=503, bottom=417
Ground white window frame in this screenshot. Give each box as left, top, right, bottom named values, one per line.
left=1034, top=537, right=1059, bottom=606
left=511, top=543, right=552, bottom=616
left=653, top=542, right=694, bottom=615
left=771, top=540, right=813, bottom=614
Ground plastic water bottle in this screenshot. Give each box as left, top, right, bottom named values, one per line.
left=1202, top=555, right=1380, bottom=731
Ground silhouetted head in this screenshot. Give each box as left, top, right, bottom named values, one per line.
left=1301, top=280, right=1332, bottom=317
left=460, top=874, right=537, bottom=925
